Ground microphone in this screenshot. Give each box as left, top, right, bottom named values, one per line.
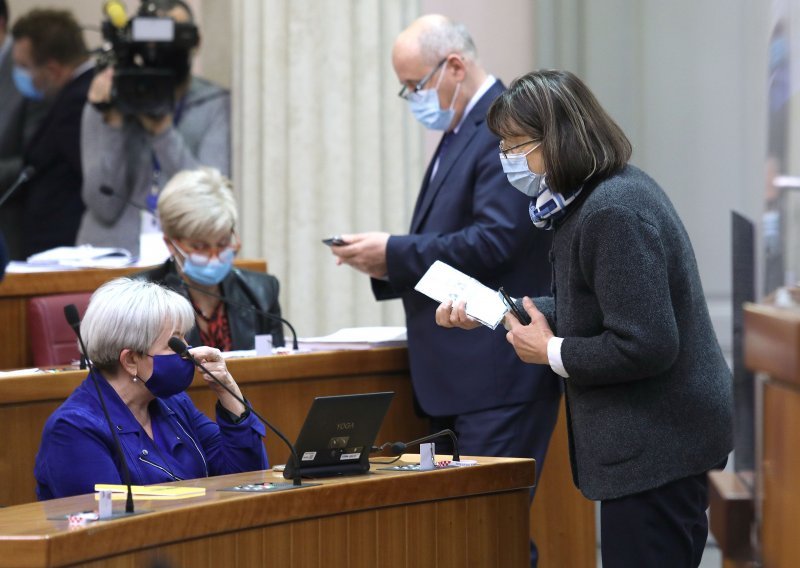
left=0, top=166, right=36, bottom=209
left=99, top=185, right=149, bottom=213
left=103, top=0, right=128, bottom=29
left=63, top=304, right=136, bottom=514
left=388, top=429, right=461, bottom=461
left=178, top=276, right=299, bottom=351
left=167, top=337, right=303, bottom=486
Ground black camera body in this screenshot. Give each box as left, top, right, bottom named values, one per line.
left=99, top=2, right=199, bottom=116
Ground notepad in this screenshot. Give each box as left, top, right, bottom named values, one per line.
left=94, top=484, right=206, bottom=500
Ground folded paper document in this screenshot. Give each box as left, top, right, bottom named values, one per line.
left=94, top=484, right=206, bottom=500
left=414, top=260, right=510, bottom=329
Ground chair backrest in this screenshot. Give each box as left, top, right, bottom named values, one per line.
left=27, top=292, right=92, bottom=367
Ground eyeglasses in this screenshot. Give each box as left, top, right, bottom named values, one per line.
left=172, top=232, right=240, bottom=266
left=397, top=58, right=448, bottom=100
left=499, top=139, right=539, bottom=160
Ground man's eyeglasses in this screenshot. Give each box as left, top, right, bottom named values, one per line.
left=397, top=58, right=448, bottom=100
left=499, top=139, right=539, bottom=159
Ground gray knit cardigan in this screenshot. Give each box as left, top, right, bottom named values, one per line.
left=533, top=164, right=733, bottom=500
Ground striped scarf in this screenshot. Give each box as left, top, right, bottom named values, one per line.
left=528, top=178, right=583, bottom=230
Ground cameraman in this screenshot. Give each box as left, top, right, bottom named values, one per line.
left=76, top=0, right=230, bottom=257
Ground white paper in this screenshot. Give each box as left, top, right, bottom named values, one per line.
left=24, top=245, right=133, bottom=268
left=414, top=260, right=508, bottom=329
left=298, top=327, right=407, bottom=351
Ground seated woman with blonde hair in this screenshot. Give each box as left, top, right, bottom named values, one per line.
left=35, top=278, right=269, bottom=500
left=137, top=167, right=284, bottom=351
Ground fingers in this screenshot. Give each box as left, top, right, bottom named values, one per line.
left=435, top=300, right=454, bottom=327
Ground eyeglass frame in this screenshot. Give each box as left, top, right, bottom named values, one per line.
left=499, top=139, right=539, bottom=160
left=171, top=230, right=240, bottom=267
left=397, top=57, right=449, bottom=100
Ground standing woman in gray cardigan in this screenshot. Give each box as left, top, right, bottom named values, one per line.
left=436, top=70, right=732, bottom=568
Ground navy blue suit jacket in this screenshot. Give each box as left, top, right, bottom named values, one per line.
left=21, top=68, right=92, bottom=256
left=372, top=81, right=559, bottom=417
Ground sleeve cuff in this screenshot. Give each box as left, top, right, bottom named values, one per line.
left=216, top=400, right=250, bottom=424
left=547, top=336, right=569, bottom=378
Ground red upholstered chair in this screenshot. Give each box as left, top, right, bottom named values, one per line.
left=27, top=292, right=92, bottom=367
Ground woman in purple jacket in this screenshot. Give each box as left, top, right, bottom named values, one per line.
left=34, top=277, right=268, bottom=500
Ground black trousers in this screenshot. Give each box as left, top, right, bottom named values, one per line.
left=600, top=459, right=727, bottom=568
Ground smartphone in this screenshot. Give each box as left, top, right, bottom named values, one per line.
left=499, top=286, right=532, bottom=325
left=322, top=235, right=348, bottom=246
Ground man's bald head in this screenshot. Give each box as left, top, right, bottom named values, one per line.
left=393, top=14, right=477, bottom=67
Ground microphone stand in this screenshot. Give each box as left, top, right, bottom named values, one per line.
left=167, top=337, right=303, bottom=486
left=390, top=429, right=461, bottom=461
left=63, top=304, right=136, bottom=514
left=0, top=166, right=35, bottom=209
left=178, top=277, right=299, bottom=351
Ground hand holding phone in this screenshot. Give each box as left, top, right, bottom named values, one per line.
left=322, top=235, right=348, bottom=247
left=499, top=286, right=532, bottom=325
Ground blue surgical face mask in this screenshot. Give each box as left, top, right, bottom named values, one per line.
left=406, top=67, right=462, bottom=131
left=143, top=352, right=195, bottom=398
left=12, top=66, right=45, bottom=101
left=172, top=241, right=235, bottom=286
left=499, top=143, right=544, bottom=197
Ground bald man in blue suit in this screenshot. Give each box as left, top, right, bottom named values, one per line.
left=333, top=16, right=559, bottom=567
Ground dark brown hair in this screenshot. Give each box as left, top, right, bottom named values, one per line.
left=11, top=9, right=87, bottom=66
left=487, top=70, right=632, bottom=194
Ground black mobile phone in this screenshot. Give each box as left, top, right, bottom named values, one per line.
left=499, top=286, right=532, bottom=325
left=322, top=235, right=348, bottom=247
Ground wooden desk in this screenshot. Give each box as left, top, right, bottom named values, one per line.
left=0, top=348, right=595, bottom=567
left=743, top=303, right=800, bottom=568
left=0, top=260, right=267, bottom=370
left=0, top=456, right=535, bottom=568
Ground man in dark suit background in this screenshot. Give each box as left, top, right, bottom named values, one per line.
left=0, top=0, right=48, bottom=259
left=11, top=9, right=92, bottom=257
left=332, top=15, right=559, bottom=567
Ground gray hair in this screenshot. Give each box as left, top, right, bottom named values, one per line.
left=81, top=278, right=195, bottom=370
left=417, top=18, right=477, bottom=66
left=157, top=167, right=238, bottom=240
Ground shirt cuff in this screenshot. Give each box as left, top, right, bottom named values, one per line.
left=547, top=336, right=569, bottom=378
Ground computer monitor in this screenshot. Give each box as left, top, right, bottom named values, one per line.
left=283, top=391, right=394, bottom=479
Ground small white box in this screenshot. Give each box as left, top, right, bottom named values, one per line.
left=255, top=334, right=273, bottom=356
left=419, top=442, right=436, bottom=471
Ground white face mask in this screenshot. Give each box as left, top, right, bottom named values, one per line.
left=498, top=143, right=543, bottom=197
left=406, top=65, right=462, bottom=131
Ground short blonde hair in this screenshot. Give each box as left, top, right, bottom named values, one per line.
left=81, top=278, right=195, bottom=370
left=157, top=167, right=238, bottom=240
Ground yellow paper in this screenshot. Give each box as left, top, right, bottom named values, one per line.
left=94, top=483, right=206, bottom=500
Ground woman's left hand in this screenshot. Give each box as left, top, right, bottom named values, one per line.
left=504, top=297, right=553, bottom=365
left=188, top=346, right=247, bottom=417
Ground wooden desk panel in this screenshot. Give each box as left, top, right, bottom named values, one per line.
left=762, top=380, right=800, bottom=568
left=0, top=260, right=267, bottom=370
left=0, top=456, right=534, bottom=568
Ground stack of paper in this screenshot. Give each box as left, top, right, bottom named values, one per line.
left=25, top=245, right=134, bottom=269
left=298, top=327, right=407, bottom=351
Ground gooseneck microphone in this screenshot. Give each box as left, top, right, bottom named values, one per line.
left=167, top=337, right=303, bottom=486
left=178, top=276, right=299, bottom=351
left=389, top=429, right=461, bottom=461
left=98, top=185, right=148, bottom=212
left=0, top=166, right=36, bottom=209
left=63, top=304, right=136, bottom=514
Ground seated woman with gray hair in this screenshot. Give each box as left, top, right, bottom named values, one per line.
left=34, top=278, right=269, bottom=500
left=137, top=167, right=284, bottom=351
